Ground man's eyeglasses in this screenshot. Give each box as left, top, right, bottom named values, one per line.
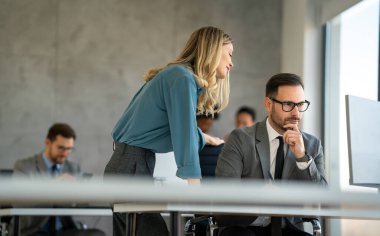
left=57, top=145, right=75, bottom=153
left=270, top=97, right=310, bottom=112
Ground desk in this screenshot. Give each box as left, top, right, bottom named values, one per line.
left=114, top=202, right=380, bottom=219
left=0, top=207, right=112, bottom=236
left=1, top=179, right=380, bottom=235
left=113, top=186, right=380, bottom=235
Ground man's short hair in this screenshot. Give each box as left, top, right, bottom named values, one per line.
left=46, top=123, right=76, bottom=141
left=236, top=106, right=256, bottom=121
left=196, top=112, right=220, bottom=120
left=266, top=73, right=304, bottom=98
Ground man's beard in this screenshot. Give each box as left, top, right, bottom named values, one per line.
left=272, top=116, right=301, bottom=132
left=48, top=149, right=65, bottom=164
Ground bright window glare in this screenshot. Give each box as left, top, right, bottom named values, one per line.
left=340, top=0, right=379, bottom=99
left=339, top=0, right=379, bottom=190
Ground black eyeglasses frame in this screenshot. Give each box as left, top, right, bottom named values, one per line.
left=270, top=97, right=310, bottom=112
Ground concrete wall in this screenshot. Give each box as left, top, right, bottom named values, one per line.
left=0, top=0, right=282, bottom=234
left=0, top=0, right=282, bottom=171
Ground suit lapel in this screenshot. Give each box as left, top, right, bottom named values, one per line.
left=61, top=162, right=70, bottom=174
left=255, top=120, right=271, bottom=180
left=36, top=153, right=48, bottom=174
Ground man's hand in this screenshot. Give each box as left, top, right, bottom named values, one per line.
left=203, top=133, right=224, bottom=146
left=54, top=173, right=76, bottom=182
left=283, top=123, right=305, bottom=158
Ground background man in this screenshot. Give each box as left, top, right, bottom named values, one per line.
left=235, top=106, right=256, bottom=128
left=215, top=73, right=327, bottom=236
left=196, top=113, right=224, bottom=177
left=12, top=123, right=105, bottom=236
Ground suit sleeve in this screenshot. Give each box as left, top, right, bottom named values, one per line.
left=295, top=135, right=327, bottom=185
left=215, top=129, right=246, bottom=178
left=65, top=161, right=82, bottom=177
left=307, top=138, right=328, bottom=185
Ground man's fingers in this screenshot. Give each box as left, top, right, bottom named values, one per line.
left=283, top=123, right=299, bottom=132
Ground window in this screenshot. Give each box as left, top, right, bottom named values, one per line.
left=324, top=0, right=379, bottom=191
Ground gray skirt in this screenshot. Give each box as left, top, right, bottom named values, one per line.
left=103, top=142, right=169, bottom=236
left=104, top=142, right=156, bottom=177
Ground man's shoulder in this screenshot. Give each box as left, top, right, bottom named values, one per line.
left=13, top=153, right=43, bottom=175
left=64, top=159, right=80, bottom=168
left=62, top=159, right=81, bottom=174
left=233, top=120, right=264, bottom=137
left=15, top=153, right=41, bottom=166
left=228, top=125, right=256, bottom=142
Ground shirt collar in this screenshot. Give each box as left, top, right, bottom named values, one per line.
left=266, top=118, right=282, bottom=142
left=42, top=153, right=62, bottom=171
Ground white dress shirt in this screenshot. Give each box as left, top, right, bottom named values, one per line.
left=251, top=118, right=312, bottom=227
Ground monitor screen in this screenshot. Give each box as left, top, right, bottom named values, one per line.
left=346, top=95, right=380, bottom=188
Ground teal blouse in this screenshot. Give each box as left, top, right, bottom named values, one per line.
left=112, top=64, right=206, bottom=178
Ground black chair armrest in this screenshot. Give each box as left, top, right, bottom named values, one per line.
left=184, top=216, right=216, bottom=234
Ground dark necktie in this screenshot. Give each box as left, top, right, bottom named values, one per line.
left=272, top=136, right=284, bottom=236
left=51, top=164, right=59, bottom=177
left=49, top=164, right=62, bottom=234
left=274, top=136, right=284, bottom=180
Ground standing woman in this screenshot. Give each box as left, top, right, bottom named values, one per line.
left=104, top=26, right=234, bottom=236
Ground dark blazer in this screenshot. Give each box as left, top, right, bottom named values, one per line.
left=215, top=119, right=327, bottom=231
left=12, top=153, right=81, bottom=235
left=199, top=144, right=224, bottom=177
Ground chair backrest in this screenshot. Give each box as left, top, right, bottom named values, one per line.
left=199, top=144, right=224, bottom=177
left=0, top=169, right=13, bottom=178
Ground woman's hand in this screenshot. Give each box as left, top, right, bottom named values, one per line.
left=187, top=178, right=201, bottom=185
left=203, top=133, right=225, bottom=146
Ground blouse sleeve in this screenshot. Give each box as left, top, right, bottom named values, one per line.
left=162, top=67, right=203, bottom=179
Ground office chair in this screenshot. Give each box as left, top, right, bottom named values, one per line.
left=199, top=144, right=224, bottom=177
left=184, top=215, right=322, bottom=236
left=190, top=144, right=224, bottom=236
left=0, top=169, right=13, bottom=236
left=0, top=169, right=13, bottom=178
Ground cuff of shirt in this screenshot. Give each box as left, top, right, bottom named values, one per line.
left=295, top=154, right=312, bottom=170
left=197, top=127, right=206, bottom=151
left=176, top=165, right=202, bottom=179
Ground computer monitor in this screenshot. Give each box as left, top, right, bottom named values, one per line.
left=346, top=95, right=380, bottom=188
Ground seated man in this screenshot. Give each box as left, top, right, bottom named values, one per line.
left=196, top=113, right=219, bottom=134
left=12, top=123, right=105, bottom=236
left=224, top=106, right=256, bottom=141
left=196, top=113, right=224, bottom=177
left=215, top=73, right=327, bottom=236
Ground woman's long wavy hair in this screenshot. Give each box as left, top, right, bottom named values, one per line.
left=143, top=26, right=232, bottom=115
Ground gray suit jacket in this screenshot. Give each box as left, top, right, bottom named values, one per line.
left=12, top=153, right=81, bottom=235
left=215, top=119, right=327, bottom=231
left=14, top=153, right=81, bottom=178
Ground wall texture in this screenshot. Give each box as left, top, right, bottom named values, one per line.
left=0, top=0, right=282, bottom=170
left=0, top=0, right=281, bottom=234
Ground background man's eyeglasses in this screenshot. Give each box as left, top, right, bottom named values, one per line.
left=270, top=97, right=310, bottom=112
left=57, top=146, right=75, bottom=153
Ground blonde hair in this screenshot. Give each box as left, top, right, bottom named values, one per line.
left=144, top=26, right=232, bottom=115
